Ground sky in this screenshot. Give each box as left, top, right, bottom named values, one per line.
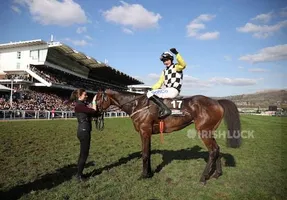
left=0, top=0, right=286, bottom=97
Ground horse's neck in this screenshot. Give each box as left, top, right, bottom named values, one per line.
left=111, top=92, right=146, bottom=115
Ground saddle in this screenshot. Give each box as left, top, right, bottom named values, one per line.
left=147, top=94, right=188, bottom=118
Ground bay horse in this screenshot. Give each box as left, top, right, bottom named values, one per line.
left=95, top=89, right=241, bottom=184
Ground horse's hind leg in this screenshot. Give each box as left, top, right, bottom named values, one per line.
left=198, top=135, right=220, bottom=184
left=210, top=119, right=223, bottom=179
left=211, top=151, right=222, bottom=179
left=196, top=122, right=222, bottom=184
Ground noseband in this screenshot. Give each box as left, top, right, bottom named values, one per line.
left=94, top=91, right=108, bottom=131
left=96, top=90, right=108, bottom=112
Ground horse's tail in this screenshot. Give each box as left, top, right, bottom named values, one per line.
left=218, top=99, right=242, bottom=148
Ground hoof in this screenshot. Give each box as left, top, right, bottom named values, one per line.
left=200, top=180, right=206, bottom=186
left=75, top=175, right=89, bottom=182
left=138, top=173, right=153, bottom=180
left=199, top=176, right=207, bottom=185
left=211, top=172, right=222, bottom=179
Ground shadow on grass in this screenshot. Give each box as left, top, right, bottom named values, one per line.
left=153, top=145, right=236, bottom=173
left=0, top=162, right=94, bottom=200
left=0, top=146, right=236, bottom=200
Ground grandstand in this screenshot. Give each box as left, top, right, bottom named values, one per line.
left=0, top=38, right=143, bottom=114
left=0, top=84, right=11, bottom=91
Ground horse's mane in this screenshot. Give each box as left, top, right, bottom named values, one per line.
left=106, top=89, right=145, bottom=97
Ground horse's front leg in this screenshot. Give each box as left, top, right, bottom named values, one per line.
left=139, top=131, right=152, bottom=179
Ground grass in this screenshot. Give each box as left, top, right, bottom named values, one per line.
left=0, top=115, right=286, bottom=200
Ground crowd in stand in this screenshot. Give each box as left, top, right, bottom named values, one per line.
left=0, top=90, right=74, bottom=111
left=0, top=89, right=122, bottom=112
left=0, top=66, right=128, bottom=113
left=30, top=66, right=67, bottom=85
left=5, top=74, right=32, bottom=81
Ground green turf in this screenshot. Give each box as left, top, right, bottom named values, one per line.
left=0, top=115, right=286, bottom=200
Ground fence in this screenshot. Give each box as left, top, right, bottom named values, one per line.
left=0, top=110, right=128, bottom=120
left=1, top=110, right=284, bottom=121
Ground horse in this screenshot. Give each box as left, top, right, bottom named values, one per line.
left=95, top=89, right=241, bottom=184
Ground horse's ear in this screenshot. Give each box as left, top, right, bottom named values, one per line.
left=106, top=88, right=112, bottom=94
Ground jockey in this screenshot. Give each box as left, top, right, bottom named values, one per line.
left=147, top=48, right=186, bottom=119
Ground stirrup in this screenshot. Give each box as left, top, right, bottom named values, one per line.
left=158, top=109, right=171, bottom=119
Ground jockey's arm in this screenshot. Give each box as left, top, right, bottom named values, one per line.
left=175, top=53, right=187, bottom=72
left=151, top=72, right=164, bottom=90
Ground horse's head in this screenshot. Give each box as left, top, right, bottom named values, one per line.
left=95, top=89, right=112, bottom=112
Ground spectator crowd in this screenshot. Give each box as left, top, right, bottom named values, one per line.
left=0, top=90, right=123, bottom=112
left=0, top=90, right=74, bottom=111
left=0, top=66, right=129, bottom=113
left=5, top=74, right=32, bottom=81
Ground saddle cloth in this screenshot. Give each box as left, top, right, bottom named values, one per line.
left=162, top=96, right=187, bottom=116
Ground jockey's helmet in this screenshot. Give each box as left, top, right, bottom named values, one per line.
left=160, top=51, right=174, bottom=62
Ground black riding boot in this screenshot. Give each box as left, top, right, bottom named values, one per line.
left=149, top=95, right=171, bottom=119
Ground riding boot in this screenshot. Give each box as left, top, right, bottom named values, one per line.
left=149, top=95, right=171, bottom=119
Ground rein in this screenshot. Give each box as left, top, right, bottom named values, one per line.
left=97, top=91, right=149, bottom=119
left=94, top=112, right=104, bottom=131
left=105, top=94, right=146, bottom=112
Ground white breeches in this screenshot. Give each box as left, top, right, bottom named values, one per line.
left=147, top=87, right=179, bottom=99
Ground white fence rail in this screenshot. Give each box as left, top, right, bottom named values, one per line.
left=1, top=110, right=283, bottom=121
left=0, top=110, right=128, bottom=120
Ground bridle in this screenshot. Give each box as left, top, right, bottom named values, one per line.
left=93, top=90, right=148, bottom=131
left=93, top=91, right=108, bottom=131
left=96, top=90, right=108, bottom=112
